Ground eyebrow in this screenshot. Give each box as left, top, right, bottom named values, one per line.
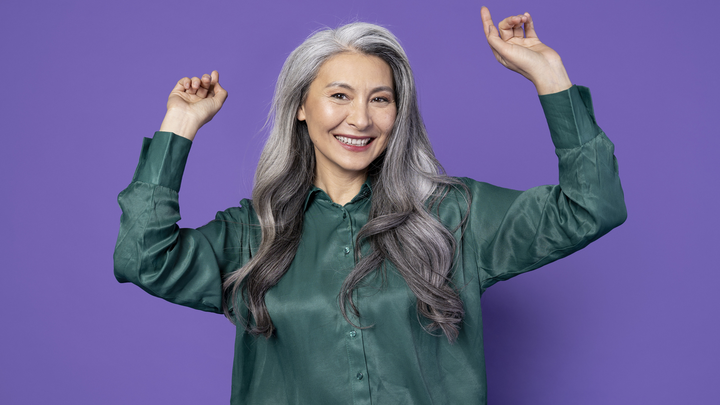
left=325, top=82, right=394, bottom=94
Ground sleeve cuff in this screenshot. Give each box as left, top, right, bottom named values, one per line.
left=131, top=131, right=192, bottom=192
left=539, top=85, right=601, bottom=149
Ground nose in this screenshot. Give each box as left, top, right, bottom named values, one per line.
left=346, top=100, right=372, bottom=130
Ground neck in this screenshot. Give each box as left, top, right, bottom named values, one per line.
left=314, top=166, right=367, bottom=206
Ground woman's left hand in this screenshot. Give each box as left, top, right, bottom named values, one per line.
left=480, top=7, right=572, bottom=95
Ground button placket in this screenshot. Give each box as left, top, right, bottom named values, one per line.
left=340, top=199, right=371, bottom=403
left=345, top=298, right=371, bottom=404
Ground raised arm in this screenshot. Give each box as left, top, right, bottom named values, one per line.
left=462, top=9, right=627, bottom=290
left=113, top=72, right=254, bottom=313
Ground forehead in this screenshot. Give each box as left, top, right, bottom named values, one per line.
left=314, top=52, right=394, bottom=89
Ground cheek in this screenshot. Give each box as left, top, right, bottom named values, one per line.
left=378, top=109, right=397, bottom=134
left=308, top=103, right=346, bottom=131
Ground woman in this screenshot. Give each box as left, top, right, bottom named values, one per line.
left=114, top=7, right=626, bottom=404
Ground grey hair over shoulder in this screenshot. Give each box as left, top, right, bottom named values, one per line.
left=222, top=22, right=469, bottom=343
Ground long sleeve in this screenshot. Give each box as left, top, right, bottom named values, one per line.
left=113, top=131, right=257, bottom=313
left=460, top=85, right=627, bottom=292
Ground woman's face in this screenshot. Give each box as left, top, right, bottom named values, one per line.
left=298, top=52, right=397, bottom=180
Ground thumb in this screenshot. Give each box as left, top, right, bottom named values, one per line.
left=214, top=80, right=228, bottom=104
left=480, top=6, right=494, bottom=37
left=210, top=70, right=228, bottom=103
left=481, top=6, right=509, bottom=55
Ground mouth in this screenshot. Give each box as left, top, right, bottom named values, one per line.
left=334, top=135, right=374, bottom=147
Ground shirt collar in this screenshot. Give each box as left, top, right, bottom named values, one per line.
left=303, top=177, right=373, bottom=212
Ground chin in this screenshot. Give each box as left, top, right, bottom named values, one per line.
left=339, top=161, right=373, bottom=174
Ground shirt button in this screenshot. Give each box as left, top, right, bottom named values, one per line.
left=344, top=247, right=350, bottom=255
left=343, top=212, right=347, bottom=219
left=356, top=372, right=364, bottom=380
left=349, top=330, right=357, bottom=337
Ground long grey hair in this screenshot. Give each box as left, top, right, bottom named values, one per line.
left=222, top=22, right=469, bottom=343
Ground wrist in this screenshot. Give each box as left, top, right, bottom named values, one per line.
left=159, top=109, right=201, bottom=141
left=532, top=60, right=572, bottom=95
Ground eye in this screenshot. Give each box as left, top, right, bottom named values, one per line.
left=372, top=96, right=391, bottom=103
left=331, top=93, right=348, bottom=100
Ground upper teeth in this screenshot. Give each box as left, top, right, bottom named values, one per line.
left=336, top=136, right=370, bottom=146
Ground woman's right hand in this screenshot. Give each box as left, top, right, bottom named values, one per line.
left=159, top=70, right=228, bottom=141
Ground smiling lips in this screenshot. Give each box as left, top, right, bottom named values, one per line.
left=334, top=135, right=373, bottom=147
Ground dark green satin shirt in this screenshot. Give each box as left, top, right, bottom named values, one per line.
left=114, top=85, right=626, bottom=404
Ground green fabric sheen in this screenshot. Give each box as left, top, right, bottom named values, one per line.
left=114, top=85, right=626, bottom=405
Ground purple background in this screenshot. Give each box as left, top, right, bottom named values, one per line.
left=1, top=0, right=718, bottom=403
